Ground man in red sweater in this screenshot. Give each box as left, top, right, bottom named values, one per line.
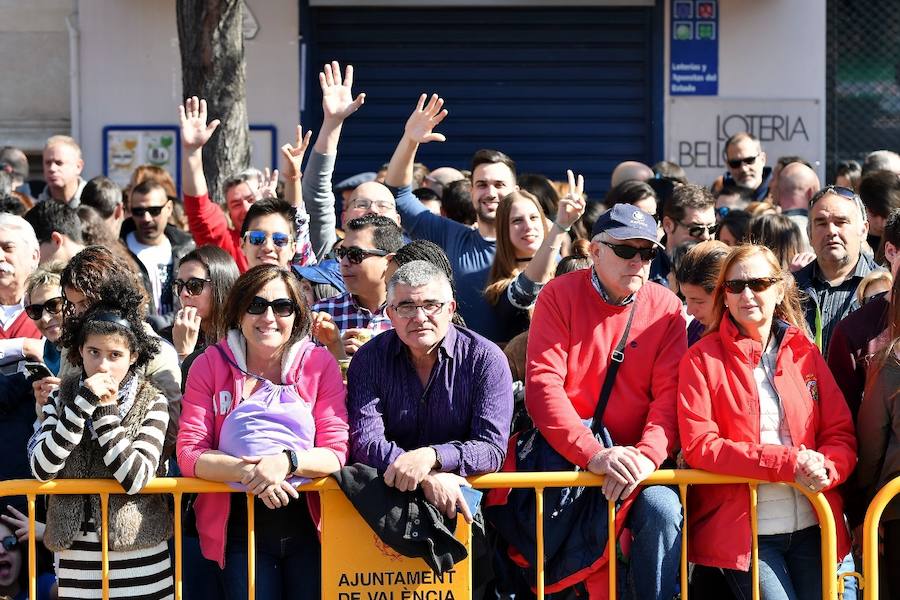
left=0, top=215, right=42, bottom=345
left=526, top=203, right=687, bottom=598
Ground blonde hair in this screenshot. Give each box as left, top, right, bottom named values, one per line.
left=44, top=135, right=82, bottom=159
left=484, top=190, right=549, bottom=305
left=707, top=244, right=809, bottom=337
left=855, top=270, right=893, bottom=306
left=25, top=261, right=65, bottom=299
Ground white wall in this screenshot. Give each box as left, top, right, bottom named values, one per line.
left=664, top=0, right=827, bottom=185
left=77, top=0, right=300, bottom=183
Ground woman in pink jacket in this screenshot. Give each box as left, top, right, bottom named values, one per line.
left=677, top=245, right=856, bottom=600
left=177, top=265, right=348, bottom=600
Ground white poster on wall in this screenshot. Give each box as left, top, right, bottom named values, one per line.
left=667, top=98, right=822, bottom=187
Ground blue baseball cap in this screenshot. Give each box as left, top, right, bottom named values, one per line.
left=591, top=204, right=663, bottom=248
left=292, top=259, right=346, bottom=293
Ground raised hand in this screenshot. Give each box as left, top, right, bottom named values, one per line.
left=173, top=306, right=202, bottom=358
left=178, top=97, right=220, bottom=152
left=404, top=94, right=448, bottom=145
left=280, top=125, right=313, bottom=179
left=556, top=170, right=587, bottom=230
left=259, top=167, right=280, bottom=199
left=320, top=61, right=366, bottom=123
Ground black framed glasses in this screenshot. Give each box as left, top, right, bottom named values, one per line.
left=809, top=185, right=858, bottom=207
left=336, top=246, right=390, bottom=265
left=1, top=535, right=17, bottom=551
left=173, top=277, right=211, bottom=297
left=246, top=296, right=297, bottom=317
left=723, top=277, right=781, bottom=294
left=131, top=204, right=169, bottom=218
left=600, top=241, right=658, bottom=262
left=678, top=221, right=719, bottom=238
left=391, top=301, right=448, bottom=318
left=24, top=297, right=65, bottom=320
left=727, top=155, right=759, bottom=169
left=243, top=230, right=293, bottom=248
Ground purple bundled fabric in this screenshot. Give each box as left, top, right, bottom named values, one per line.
left=218, top=379, right=316, bottom=490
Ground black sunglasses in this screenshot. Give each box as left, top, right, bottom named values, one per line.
left=336, top=246, right=390, bottom=265
left=678, top=221, right=719, bottom=238
left=600, top=241, right=658, bottom=262
left=131, top=204, right=169, bottom=218
left=727, top=155, right=759, bottom=169
left=246, top=296, right=297, bottom=317
left=173, top=277, right=211, bottom=297
left=1, top=535, right=17, bottom=551
left=809, top=185, right=859, bottom=208
left=25, top=296, right=65, bottom=320
left=723, top=277, right=781, bottom=294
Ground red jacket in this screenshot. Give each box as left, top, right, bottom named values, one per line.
left=677, top=315, right=856, bottom=570
left=184, top=192, right=249, bottom=273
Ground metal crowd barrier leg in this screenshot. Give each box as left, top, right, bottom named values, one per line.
left=679, top=484, right=688, bottom=600
left=607, top=496, right=616, bottom=600
left=27, top=494, right=36, bottom=600
left=862, top=476, right=900, bottom=600
left=100, top=493, right=110, bottom=600
left=749, top=484, right=760, bottom=600
left=173, top=491, right=183, bottom=600
left=535, top=487, right=544, bottom=599
left=246, top=493, right=256, bottom=600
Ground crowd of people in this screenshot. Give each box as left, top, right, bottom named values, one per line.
left=0, top=60, right=896, bottom=600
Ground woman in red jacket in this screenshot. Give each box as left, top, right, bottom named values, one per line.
left=677, top=244, right=856, bottom=600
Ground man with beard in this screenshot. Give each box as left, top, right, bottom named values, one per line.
left=122, top=179, right=195, bottom=331
left=385, top=94, right=517, bottom=340
left=714, top=132, right=772, bottom=201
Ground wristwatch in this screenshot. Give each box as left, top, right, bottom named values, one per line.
left=283, top=449, right=299, bottom=476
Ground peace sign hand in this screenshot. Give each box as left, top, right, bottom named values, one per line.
left=555, top=170, right=586, bottom=230
left=280, top=125, right=313, bottom=179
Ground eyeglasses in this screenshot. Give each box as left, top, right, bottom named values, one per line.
left=243, top=230, right=293, bottom=248
left=349, top=198, right=396, bottom=212
left=25, top=296, right=65, bottom=320
left=131, top=204, right=169, bottom=218
left=723, top=277, right=781, bottom=294
left=391, top=301, right=448, bottom=318
left=678, top=221, right=720, bottom=238
left=246, top=296, right=297, bottom=317
left=173, top=277, right=211, bottom=297
left=600, top=241, right=658, bottom=262
left=727, top=155, right=759, bottom=169
left=336, top=246, right=390, bottom=265
left=1, top=535, right=17, bottom=551
left=808, top=185, right=868, bottom=221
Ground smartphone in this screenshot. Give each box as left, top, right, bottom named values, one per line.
left=459, top=486, right=483, bottom=515
left=23, top=361, right=53, bottom=381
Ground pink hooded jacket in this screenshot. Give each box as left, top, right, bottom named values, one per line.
left=177, top=331, right=348, bottom=567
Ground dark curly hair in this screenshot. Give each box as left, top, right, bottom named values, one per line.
left=61, top=246, right=149, bottom=320
left=61, top=288, right=159, bottom=374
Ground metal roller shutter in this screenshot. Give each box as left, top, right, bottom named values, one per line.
left=302, top=4, right=662, bottom=199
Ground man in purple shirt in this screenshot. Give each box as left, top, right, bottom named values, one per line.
left=347, top=260, right=513, bottom=520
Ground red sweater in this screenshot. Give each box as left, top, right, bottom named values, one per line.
left=0, top=309, right=41, bottom=340
left=184, top=193, right=249, bottom=273
left=525, top=269, right=686, bottom=469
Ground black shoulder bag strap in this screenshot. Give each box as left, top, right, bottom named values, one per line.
left=590, top=302, right=637, bottom=435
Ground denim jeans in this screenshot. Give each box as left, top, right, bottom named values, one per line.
left=219, top=506, right=320, bottom=600
left=624, top=485, right=683, bottom=600
left=722, top=525, right=822, bottom=600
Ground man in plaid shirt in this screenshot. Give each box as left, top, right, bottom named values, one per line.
left=312, top=214, right=405, bottom=355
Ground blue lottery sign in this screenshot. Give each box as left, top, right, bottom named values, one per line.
left=670, top=0, right=718, bottom=95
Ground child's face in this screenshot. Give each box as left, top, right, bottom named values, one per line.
left=79, top=332, right=136, bottom=388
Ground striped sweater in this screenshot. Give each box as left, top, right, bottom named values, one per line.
left=31, top=384, right=168, bottom=495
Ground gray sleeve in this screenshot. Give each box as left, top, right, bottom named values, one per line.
left=302, top=150, right=339, bottom=260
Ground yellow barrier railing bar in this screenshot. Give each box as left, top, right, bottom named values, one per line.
left=607, top=496, right=616, bottom=599
left=100, top=493, right=109, bottom=600
left=862, top=475, right=900, bottom=600
left=749, top=484, right=760, bottom=600
left=0, top=470, right=842, bottom=600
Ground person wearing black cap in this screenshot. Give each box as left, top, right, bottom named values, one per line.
left=523, top=203, right=687, bottom=597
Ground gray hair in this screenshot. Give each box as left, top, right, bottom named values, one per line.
left=863, top=150, right=900, bottom=176
left=0, top=212, right=39, bottom=254
left=224, top=168, right=263, bottom=194
left=387, top=260, right=452, bottom=306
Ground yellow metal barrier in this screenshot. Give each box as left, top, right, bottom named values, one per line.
left=0, top=470, right=841, bottom=600
left=862, top=475, right=900, bottom=600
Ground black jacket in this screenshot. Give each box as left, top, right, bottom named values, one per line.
left=332, top=463, right=472, bottom=574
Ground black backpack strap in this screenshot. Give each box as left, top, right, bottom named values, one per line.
left=591, top=302, right=637, bottom=434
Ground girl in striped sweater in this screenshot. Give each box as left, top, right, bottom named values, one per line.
left=29, top=297, right=174, bottom=600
